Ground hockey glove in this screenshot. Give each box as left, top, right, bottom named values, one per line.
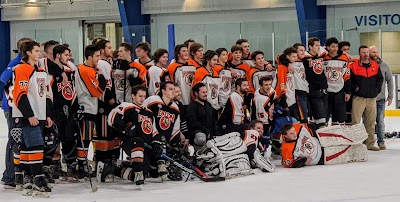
left=290, top=157, right=307, bottom=168
left=74, top=105, right=85, bottom=121
left=152, top=140, right=166, bottom=158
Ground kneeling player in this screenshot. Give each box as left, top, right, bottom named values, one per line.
left=281, top=123, right=368, bottom=168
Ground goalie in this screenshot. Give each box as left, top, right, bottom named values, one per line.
left=281, top=123, right=368, bottom=168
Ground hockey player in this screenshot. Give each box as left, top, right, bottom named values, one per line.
left=303, top=37, right=328, bottom=128
left=172, top=83, right=190, bottom=150
left=247, top=51, right=277, bottom=99
left=74, top=45, right=107, bottom=179
left=106, top=86, right=158, bottom=185
left=147, top=48, right=170, bottom=96
left=290, top=43, right=309, bottom=123
left=276, top=47, right=298, bottom=114
left=217, top=78, right=249, bottom=135
left=142, top=81, right=182, bottom=180
left=339, top=41, right=354, bottom=125
left=187, top=43, right=203, bottom=69
left=187, top=82, right=219, bottom=151
left=167, top=44, right=196, bottom=106
left=134, top=42, right=154, bottom=69
left=281, top=122, right=368, bottom=168
left=114, top=43, right=147, bottom=102
left=323, top=37, right=351, bottom=125
left=193, top=50, right=221, bottom=110
left=11, top=41, right=53, bottom=197
left=214, top=48, right=232, bottom=108
left=93, top=39, right=121, bottom=182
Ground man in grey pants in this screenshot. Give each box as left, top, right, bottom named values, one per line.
left=369, top=46, right=394, bottom=150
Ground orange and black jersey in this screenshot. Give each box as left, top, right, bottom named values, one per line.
left=350, top=59, right=383, bottom=98
left=147, top=65, right=170, bottom=96
left=166, top=62, right=184, bottom=82
left=166, top=62, right=196, bottom=105
left=192, top=67, right=219, bottom=86
left=187, top=59, right=202, bottom=69
left=302, top=51, right=327, bottom=91
left=134, top=58, right=154, bottom=70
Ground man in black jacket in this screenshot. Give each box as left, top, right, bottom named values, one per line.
left=186, top=82, right=218, bottom=151
left=350, top=45, right=383, bottom=151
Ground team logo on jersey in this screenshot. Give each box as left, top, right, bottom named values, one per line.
left=309, top=58, right=324, bottom=74
left=209, top=83, right=218, bottom=99
left=326, top=67, right=342, bottom=82
left=182, top=71, right=195, bottom=86
left=286, top=74, right=294, bottom=91
left=157, top=110, right=175, bottom=130
left=284, top=159, right=292, bottom=166
left=19, top=80, right=28, bottom=89
left=113, top=73, right=128, bottom=91
left=36, top=78, right=46, bottom=97
left=138, top=114, right=152, bottom=135
left=57, top=81, right=74, bottom=100
left=221, top=76, right=231, bottom=92
left=300, top=136, right=314, bottom=154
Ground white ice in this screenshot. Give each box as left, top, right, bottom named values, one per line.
left=0, top=113, right=399, bottom=202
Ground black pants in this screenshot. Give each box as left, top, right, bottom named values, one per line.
left=327, top=90, right=346, bottom=123
left=309, top=90, right=328, bottom=126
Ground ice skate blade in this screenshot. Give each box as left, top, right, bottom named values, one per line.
left=15, top=184, right=23, bottom=191
left=32, top=190, right=50, bottom=198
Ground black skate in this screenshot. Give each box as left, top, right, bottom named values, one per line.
left=32, top=175, right=51, bottom=198
left=157, top=160, right=168, bottom=182
left=97, top=161, right=115, bottom=183
left=167, top=164, right=182, bottom=181
left=22, top=175, right=33, bottom=196
left=15, top=170, right=24, bottom=191
left=134, top=171, right=144, bottom=187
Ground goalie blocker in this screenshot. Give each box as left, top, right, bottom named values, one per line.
left=281, top=123, right=368, bottom=168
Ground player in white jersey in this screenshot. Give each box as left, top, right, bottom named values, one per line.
left=147, top=48, right=170, bottom=96
left=323, top=37, right=351, bottom=124
left=11, top=41, right=53, bottom=196
left=248, top=51, right=277, bottom=95
left=291, top=43, right=309, bottom=123
left=214, top=48, right=232, bottom=108
left=134, top=42, right=154, bottom=69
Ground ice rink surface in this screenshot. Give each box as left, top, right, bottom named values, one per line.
left=0, top=114, right=399, bottom=202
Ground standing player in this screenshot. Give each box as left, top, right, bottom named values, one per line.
left=339, top=41, right=354, bottom=125
left=291, top=43, right=309, bottom=123
left=167, top=44, right=196, bottom=106
left=302, top=37, right=327, bottom=128
left=12, top=41, right=53, bottom=197
left=134, top=42, right=154, bottom=69
left=214, top=48, right=232, bottom=108
left=114, top=43, right=147, bottom=102
left=247, top=51, right=277, bottom=99
left=147, top=48, right=170, bottom=96
left=323, top=37, right=351, bottom=125
left=192, top=50, right=221, bottom=110
left=217, top=78, right=249, bottom=135
left=187, top=43, right=203, bottom=69
left=276, top=47, right=297, bottom=114
left=142, top=82, right=182, bottom=181
left=74, top=45, right=107, bottom=179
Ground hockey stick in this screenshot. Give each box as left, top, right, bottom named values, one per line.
left=144, top=143, right=224, bottom=182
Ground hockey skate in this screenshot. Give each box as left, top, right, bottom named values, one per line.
left=157, top=160, right=168, bottom=182
left=22, top=175, right=33, bottom=196
left=167, top=163, right=182, bottom=181
left=134, top=171, right=144, bottom=188
left=15, top=170, right=24, bottom=191
left=97, top=161, right=115, bottom=183
left=32, top=175, right=51, bottom=198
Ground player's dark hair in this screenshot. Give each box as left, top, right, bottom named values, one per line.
left=158, top=81, right=175, bottom=97
left=132, top=85, right=147, bottom=96
left=259, top=76, right=272, bottom=86
left=251, top=50, right=264, bottom=61
left=153, top=48, right=168, bottom=64
left=113, top=50, right=119, bottom=59
left=236, top=38, right=248, bottom=45
left=135, top=42, right=151, bottom=56
left=202, top=50, right=218, bottom=67
left=293, top=43, right=305, bottom=50
left=192, top=82, right=206, bottom=96
left=184, top=38, right=195, bottom=47
left=235, top=78, right=247, bottom=89
left=97, top=39, right=110, bottom=50
left=53, top=45, right=71, bottom=60
left=91, top=37, right=104, bottom=45
left=120, top=43, right=133, bottom=53
left=189, top=43, right=203, bottom=58
left=17, top=38, right=33, bottom=53
left=283, top=47, right=297, bottom=56
left=250, top=120, right=263, bottom=129
left=231, top=44, right=243, bottom=53
left=174, top=44, right=187, bottom=61
left=308, top=37, right=320, bottom=47
left=84, top=44, right=101, bottom=60
left=215, top=48, right=228, bottom=57
left=359, top=45, right=369, bottom=53
left=339, top=41, right=351, bottom=50
left=44, top=40, right=59, bottom=53
left=281, top=123, right=294, bottom=135
left=21, top=41, right=40, bottom=63
left=325, top=37, right=339, bottom=47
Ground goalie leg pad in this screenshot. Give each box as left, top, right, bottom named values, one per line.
left=324, top=144, right=368, bottom=165
left=206, top=132, right=247, bottom=159
left=222, top=154, right=252, bottom=178
left=316, top=123, right=368, bottom=147
left=252, top=149, right=275, bottom=172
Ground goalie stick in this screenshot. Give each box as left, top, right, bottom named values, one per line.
left=144, top=143, right=225, bottom=182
